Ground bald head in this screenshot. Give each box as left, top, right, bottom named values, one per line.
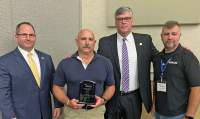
left=76, top=29, right=96, bottom=55
left=76, top=29, right=95, bottom=40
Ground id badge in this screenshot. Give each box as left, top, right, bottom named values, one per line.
left=156, top=80, right=167, bottom=92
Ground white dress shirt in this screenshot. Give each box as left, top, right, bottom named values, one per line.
left=117, top=32, right=139, bottom=91
left=18, top=46, right=41, bottom=78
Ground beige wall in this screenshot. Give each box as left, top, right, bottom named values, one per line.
left=81, top=0, right=200, bottom=61
left=0, top=0, right=81, bottom=66
left=81, top=0, right=200, bottom=119
left=0, top=0, right=81, bottom=118
left=106, top=0, right=200, bottom=26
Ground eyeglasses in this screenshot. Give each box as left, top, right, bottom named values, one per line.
left=116, top=17, right=132, bottom=22
left=162, top=32, right=179, bottom=36
left=17, top=33, right=36, bottom=38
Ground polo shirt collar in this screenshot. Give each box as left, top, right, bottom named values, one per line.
left=161, top=44, right=182, bottom=59
left=161, top=44, right=182, bottom=54
left=71, top=51, right=98, bottom=61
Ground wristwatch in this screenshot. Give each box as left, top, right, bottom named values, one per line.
left=102, top=97, right=108, bottom=104
left=185, top=115, right=194, bottom=119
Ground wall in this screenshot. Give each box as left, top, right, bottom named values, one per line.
left=0, top=0, right=200, bottom=118
left=81, top=0, right=200, bottom=119
left=0, top=0, right=81, bottom=118
left=0, top=0, right=81, bottom=66
left=106, top=0, right=200, bottom=26
left=81, top=0, right=200, bottom=60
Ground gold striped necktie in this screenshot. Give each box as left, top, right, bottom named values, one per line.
left=27, top=53, right=40, bottom=87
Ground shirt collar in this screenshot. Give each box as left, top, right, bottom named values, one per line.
left=161, top=44, right=182, bottom=59
left=18, top=46, right=36, bottom=56
left=117, top=32, right=133, bottom=42
left=161, top=44, right=181, bottom=54
left=72, top=51, right=97, bottom=60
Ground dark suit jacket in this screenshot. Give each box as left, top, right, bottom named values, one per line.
left=0, top=48, right=62, bottom=119
left=97, top=33, right=158, bottom=113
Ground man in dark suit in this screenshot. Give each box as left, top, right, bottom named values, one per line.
left=97, top=6, right=158, bottom=119
left=0, top=22, right=63, bottom=119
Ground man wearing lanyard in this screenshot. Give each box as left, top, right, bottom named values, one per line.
left=152, top=20, right=200, bottom=119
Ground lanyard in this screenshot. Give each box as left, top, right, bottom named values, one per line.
left=160, top=58, right=172, bottom=82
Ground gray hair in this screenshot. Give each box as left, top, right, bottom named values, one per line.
left=163, top=20, right=181, bottom=29
left=115, top=6, right=133, bottom=17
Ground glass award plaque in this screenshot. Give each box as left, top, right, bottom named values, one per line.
left=79, top=80, right=96, bottom=105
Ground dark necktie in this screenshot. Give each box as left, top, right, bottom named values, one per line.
left=121, top=38, right=129, bottom=92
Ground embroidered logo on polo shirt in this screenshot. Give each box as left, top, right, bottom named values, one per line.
left=168, top=60, right=178, bottom=64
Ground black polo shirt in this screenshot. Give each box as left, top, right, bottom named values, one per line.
left=153, top=44, right=200, bottom=116
left=53, top=52, right=115, bottom=99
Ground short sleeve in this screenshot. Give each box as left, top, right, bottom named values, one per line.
left=183, top=52, right=200, bottom=86
left=53, top=61, right=66, bottom=87
left=104, top=59, right=115, bottom=86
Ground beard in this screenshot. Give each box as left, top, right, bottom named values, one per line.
left=163, top=41, right=178, bottom=52
left=164, top=41, right=175, bottom=49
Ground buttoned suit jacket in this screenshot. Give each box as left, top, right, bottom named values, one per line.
left=97, top=33, right=158, bottom=113
left=0, top=48, right=62, bottom=119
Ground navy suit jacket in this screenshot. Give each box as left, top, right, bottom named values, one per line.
left=97, top=33, right=158, bottom=113
left=0, top=48, right=62, bottom=119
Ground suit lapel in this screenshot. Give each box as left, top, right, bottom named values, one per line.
left=110, top=34, right=121, bottom=74
left=133, top=33, right=141, bottom=58
left=133, top=33, right=143, bottom=77
left=36, top=50, right=45, bottom=89
left=110, top=33, right=144, bottom=74
left=15, top=48, right=29, bottom=70
left=14, top=48, right=39, bottom=88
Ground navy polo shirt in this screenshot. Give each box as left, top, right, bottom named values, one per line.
left=153, top=44, right=200, bottom=116
left=53, top=52, right=115, bottom=100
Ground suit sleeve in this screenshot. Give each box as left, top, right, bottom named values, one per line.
left=97, top=38, right=110, bottom=58
left=97, top=38, right=103, bottom=55
left=147, top=35, right=159, bottom=61
left=0, top=63, right=16, bottom=118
